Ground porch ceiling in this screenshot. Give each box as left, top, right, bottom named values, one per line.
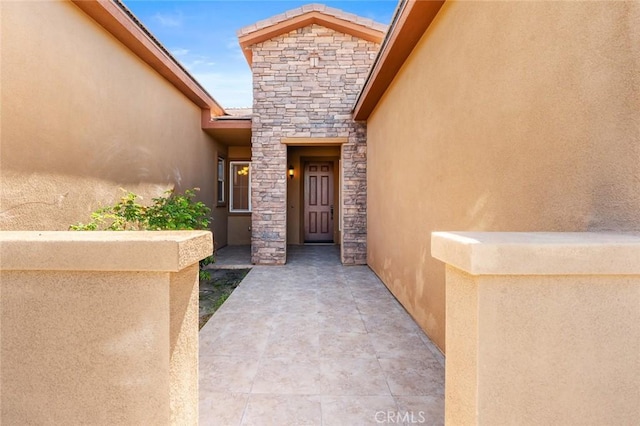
left=203, top=118, right=252, bottom=146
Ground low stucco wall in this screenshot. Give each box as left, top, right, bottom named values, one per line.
left=0, top=0, right=228, bottom=245
left=366, top=0, right=640, bottom=351
left=432, top=232, right=640, bottom=425
left=0, top=231, right=212, bottom=424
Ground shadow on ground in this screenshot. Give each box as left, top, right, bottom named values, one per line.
left=199, top=268, right=250, bottom=329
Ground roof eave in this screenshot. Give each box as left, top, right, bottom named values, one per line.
left=352, top=0, right=445, bottom=121
left=238, top=11, right=386, bottom=66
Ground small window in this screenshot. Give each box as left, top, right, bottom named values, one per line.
left=229, top=161, right=251, bottom=213
left=217, top=157, right=225, bottom=204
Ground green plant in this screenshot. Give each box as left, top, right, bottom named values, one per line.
left=199, top=255, right=215, bottom=281
left=70, top=188, right=211, bottom=231
left=70, top=188, right=215, bottom=272
left=146, top=189, right=211, bottom=230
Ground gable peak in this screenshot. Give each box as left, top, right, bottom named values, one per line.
left=237, top=3, right=387, bottom=65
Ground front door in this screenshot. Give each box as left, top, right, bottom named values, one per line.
left=304, top=162, right=334, bottom=242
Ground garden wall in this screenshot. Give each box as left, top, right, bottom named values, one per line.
left=366, top=0, right=640, bottom=351
left=0, top=0, right=228, bottom=246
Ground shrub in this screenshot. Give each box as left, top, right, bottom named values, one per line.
left=70, top=188, right=211, bottom=231
left=70, top=188, right=214, bottom=278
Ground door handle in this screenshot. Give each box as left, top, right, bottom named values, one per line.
left=330, top=205, right=334, bottom=220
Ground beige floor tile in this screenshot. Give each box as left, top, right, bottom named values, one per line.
left=218, top=297, right=282, bottom=314
left=378, top=358, right=445, bottom=396
left=418, top=332, right=446, bottom=368
left=209, top=310, right=278, bottom=329
left=318, top=358, right=390, bottom=396
left=280, top=299, right=319, bottom=314
left=263, top=329, right=320, bottom=359
left=318, top=313, right=367, bottom=334
left=316, top=395, right=398, bottom=426
left=270, top=312, right=320, bottom=335
left=354, top=298, right=404, bottom=315
left=199, top=356, right=260, bottom=393
left=200, top=326, right=270, bottom=359
left=251, top=358, right=323, bottom=394
left=319, top=332, right=376, bottom=359
left=361, top=314, right=422, bottom=335
left=199, top=392, right=248, bottom=426
left=394, top=395, right=444, bottom=426
left=368, top=332, right=437, bottom=361
left=242, top=394, right=321, bottom=426
left=199, top=246, right=445, bottom=425
left=317, top=298, right=357, bottom=315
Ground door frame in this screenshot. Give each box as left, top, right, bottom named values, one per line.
left=299, top=156, right=340, bottom=244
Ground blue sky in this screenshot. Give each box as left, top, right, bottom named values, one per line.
left=122, top=1, right=398, bottom=108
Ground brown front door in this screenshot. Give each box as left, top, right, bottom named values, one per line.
left=304, top=162, right=334, bottom=242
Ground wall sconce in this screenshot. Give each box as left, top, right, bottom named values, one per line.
left=309, top=52, right=320, bottom=68
left=288, top=165, right=294, bottom=179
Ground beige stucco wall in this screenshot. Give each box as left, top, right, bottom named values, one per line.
left=0, top=231, right=212, bottom=424
left=228, top=215, right=252, bottom=245
left=432, top=232, right=640, bottom=425
left=2, top=269, right=172, bottom=424
left=366, top=1, right=640, bottom=351
left=0, top=0, right=227, bottom=245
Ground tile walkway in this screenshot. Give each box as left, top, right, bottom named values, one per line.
left=211, top=245, right=252, bottom=269
left=199, top=245, right=444, bottom=425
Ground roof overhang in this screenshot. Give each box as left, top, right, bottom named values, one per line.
left=72, top=0, right=226, bottom=117
left=202, top=117, right=252, bottom=146
left=352, top=0, right=445, bottom=121
left=238, top=11, right=386, bottom=66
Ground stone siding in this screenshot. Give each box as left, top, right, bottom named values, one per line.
left=251, top=24, right=379, bottom=264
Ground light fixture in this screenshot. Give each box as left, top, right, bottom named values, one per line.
left=288, top=165, right=294, bottom=179
left=309, top=52, right=319, bottom=68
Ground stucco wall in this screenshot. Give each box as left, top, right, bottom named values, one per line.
left=250, top=24, right=378, bottom=264
left=1, top=231, right=211, bottom=424
left=366, top=1, right=640, bottom=351
left=0, top=0, right=227, bottom=245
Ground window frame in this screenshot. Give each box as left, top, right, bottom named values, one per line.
left=229, top=161, right=252, bottom=213
left=217, top=157, right=226, bottom=205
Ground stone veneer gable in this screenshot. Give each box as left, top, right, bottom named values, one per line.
left=250, top=24, right=380, bottom=265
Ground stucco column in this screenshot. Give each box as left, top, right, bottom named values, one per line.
left=432, top=232, right=640, bottom=425
left=0, top=231, right=212, bottom=425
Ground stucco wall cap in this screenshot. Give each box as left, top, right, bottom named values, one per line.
left=0, top=231, right=213, bottom=272
left=431, top=231, right=640, bottom=275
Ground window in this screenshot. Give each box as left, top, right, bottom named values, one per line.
left=217, top=157, right=225, bottom=204
left=229, top=161, right=251, bottom=212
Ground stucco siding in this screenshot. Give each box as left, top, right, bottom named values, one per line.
left=366, top=1, right=640, bottom=351
left=0, top=0, right=227, bottom=245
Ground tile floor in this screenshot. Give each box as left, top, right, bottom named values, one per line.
left=210, top=245, right=252, bottom=269
left=199, top=245, right=444, bottom=425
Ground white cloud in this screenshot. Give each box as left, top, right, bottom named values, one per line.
left=171, top=48, right=189, bottom=57
left=181, top=55, right=216, bottom=72
left=152, top=12, right=183, bottom=28
left=193, top=70, right=253, bottom=108
left=226, top=38, right=239, bottom=50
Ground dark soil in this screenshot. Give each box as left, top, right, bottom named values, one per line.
left=199, top=268, right=250, bottom=330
